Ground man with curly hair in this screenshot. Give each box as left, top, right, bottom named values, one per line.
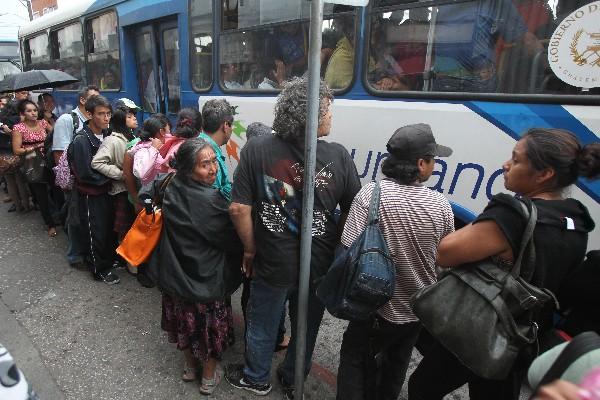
left=226, top=77, right=361, bottom=399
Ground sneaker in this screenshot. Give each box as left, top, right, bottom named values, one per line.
left=225, top=364, right=272, bottom=396
left=94, top=271, right=121, bottom=285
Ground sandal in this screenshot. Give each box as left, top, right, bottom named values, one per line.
left=182, top=364, right=197, bottom=382
left=199, top=368, right=222, bottom=395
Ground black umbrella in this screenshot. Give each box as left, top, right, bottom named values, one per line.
left=0, top=69, right=79, bottom=93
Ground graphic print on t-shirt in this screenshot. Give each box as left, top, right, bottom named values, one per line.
left=258, top=158, right=335, bottom=237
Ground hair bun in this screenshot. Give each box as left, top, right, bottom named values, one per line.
left=577, top=143, right=600, bottom=180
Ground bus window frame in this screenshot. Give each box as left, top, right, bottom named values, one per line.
left=49, top=20, right=85, bottom=92
left=362, top=0, right=600, bottom=106
left=216, top=4, right=360, bottom=95
left=22, top=31, right=50, bottom=71
left=188, top=0, right=214, bottom=93
left=83, top=8, right=122, bottom=92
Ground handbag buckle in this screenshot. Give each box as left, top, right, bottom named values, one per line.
left=520, top=295, right=538, bottom=309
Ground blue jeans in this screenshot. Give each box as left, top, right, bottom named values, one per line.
left=243, top=278, right=325, bottom=385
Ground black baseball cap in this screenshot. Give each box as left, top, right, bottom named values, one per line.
left=386, top=123, right=453, bottom=160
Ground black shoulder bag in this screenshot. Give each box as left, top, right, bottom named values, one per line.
left=411, top=198, right=554, bottom=380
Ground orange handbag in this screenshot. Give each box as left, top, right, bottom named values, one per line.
left=117, top=173, right=174, bottom=266
left=116, top=209, right=163, bottom=266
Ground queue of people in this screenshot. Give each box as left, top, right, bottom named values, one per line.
left=1, top=77, right=599, bottom=400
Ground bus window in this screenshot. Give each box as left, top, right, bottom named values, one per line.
left=0, top=61, right=20, bottom=81
left=135, top=31, right=158, bottom=113
left=219, top=2, right=356, bottom=91
left=222, top=0, right=311, bottom=31
left=24, top=34, right=50, bottom=71
left=367, top=0, right=599, bottom=96
left=51, top=23, right=84, bottom=90
left=162, top=28, right=181, bottom=113
left=86, top=11, right=120, bottom=90
left=190, top=0, right=213, bottom=91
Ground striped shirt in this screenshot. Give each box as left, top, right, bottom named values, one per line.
left=341, top=180, right=454, bottom=324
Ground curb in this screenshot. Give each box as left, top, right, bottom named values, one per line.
left=0, top=300, right=66, bottom=400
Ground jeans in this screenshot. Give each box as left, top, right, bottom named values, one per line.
left=241, top=276, right=286, bottom=346
left=243, top=278, right=325, bottom=385
left=407, top=341, right=522, bottom=400
left=336, top=318, right=420, bottom=400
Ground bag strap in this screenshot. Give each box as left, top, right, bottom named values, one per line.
left=511, top=198, right=538, bottom=279
left=71, top=111, right=80, bottom=137
left=152, top=172, right=176, bottom=206
left=367, top=182, right=381, bottom=226
left=533, top=331, right=600, bottom=395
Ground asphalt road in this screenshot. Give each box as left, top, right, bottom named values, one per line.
left=0, top=200, right=475, bottom=400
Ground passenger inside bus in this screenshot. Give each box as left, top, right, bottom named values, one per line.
left=221, top=62, right=243, bottom=90
left=320, top=28, right=343, bottom=76
left=324, top=14, right=355, bottom=89
left=368, top=0, right=547, bottom=94
left=247, top=59, right=286, bottom=90
left=368, top=16, right=411, bottom=91
left=272, top=23, right=307, bottom=78
left=431, top=0, right=544, bottom=92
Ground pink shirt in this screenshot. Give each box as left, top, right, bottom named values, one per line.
left=158, top=136, right=186, bottom=174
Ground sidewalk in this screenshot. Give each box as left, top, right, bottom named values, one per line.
left=0, top=301, right=65, bottom=400
left=0, top=202, right=338, bottom=399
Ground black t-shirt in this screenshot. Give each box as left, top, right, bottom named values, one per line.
left=232, top=134, right=361, bottom=288
left=474, top=193, right=595, bottom=301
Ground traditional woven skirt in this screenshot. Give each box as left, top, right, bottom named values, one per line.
left=161, top=293, right=235, bottom=362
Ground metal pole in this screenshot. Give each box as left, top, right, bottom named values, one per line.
left=294, top=0, right=323, bottom=398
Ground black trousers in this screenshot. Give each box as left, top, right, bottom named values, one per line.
left=407, top=341, right=523, bottom=400
left=78, top=193, right=116, bottom=275
left=336, top=317, right=420, bottom=400
left=28, top=182, right=54, bottom=228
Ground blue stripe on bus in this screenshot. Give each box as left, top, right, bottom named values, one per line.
left=450, top=201, right=477, bottom=224
left=467, top=101, right=600, bottom=204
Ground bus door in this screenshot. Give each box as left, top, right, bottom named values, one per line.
left=133, top=20, right=180, bottom=120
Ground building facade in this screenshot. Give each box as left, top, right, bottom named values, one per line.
left=30, top=0, right=58, bottom=19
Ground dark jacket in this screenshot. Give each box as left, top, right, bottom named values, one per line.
left=68, top=124, right=111, bottom=195
left=560, top=250, right=600, bottom=336
left=0, top=100, right=21, bottom=129
left=146, top=173, right=243, bottom=303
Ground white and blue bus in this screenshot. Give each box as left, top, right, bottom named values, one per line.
left=18, top=0, right=600, bottom=243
